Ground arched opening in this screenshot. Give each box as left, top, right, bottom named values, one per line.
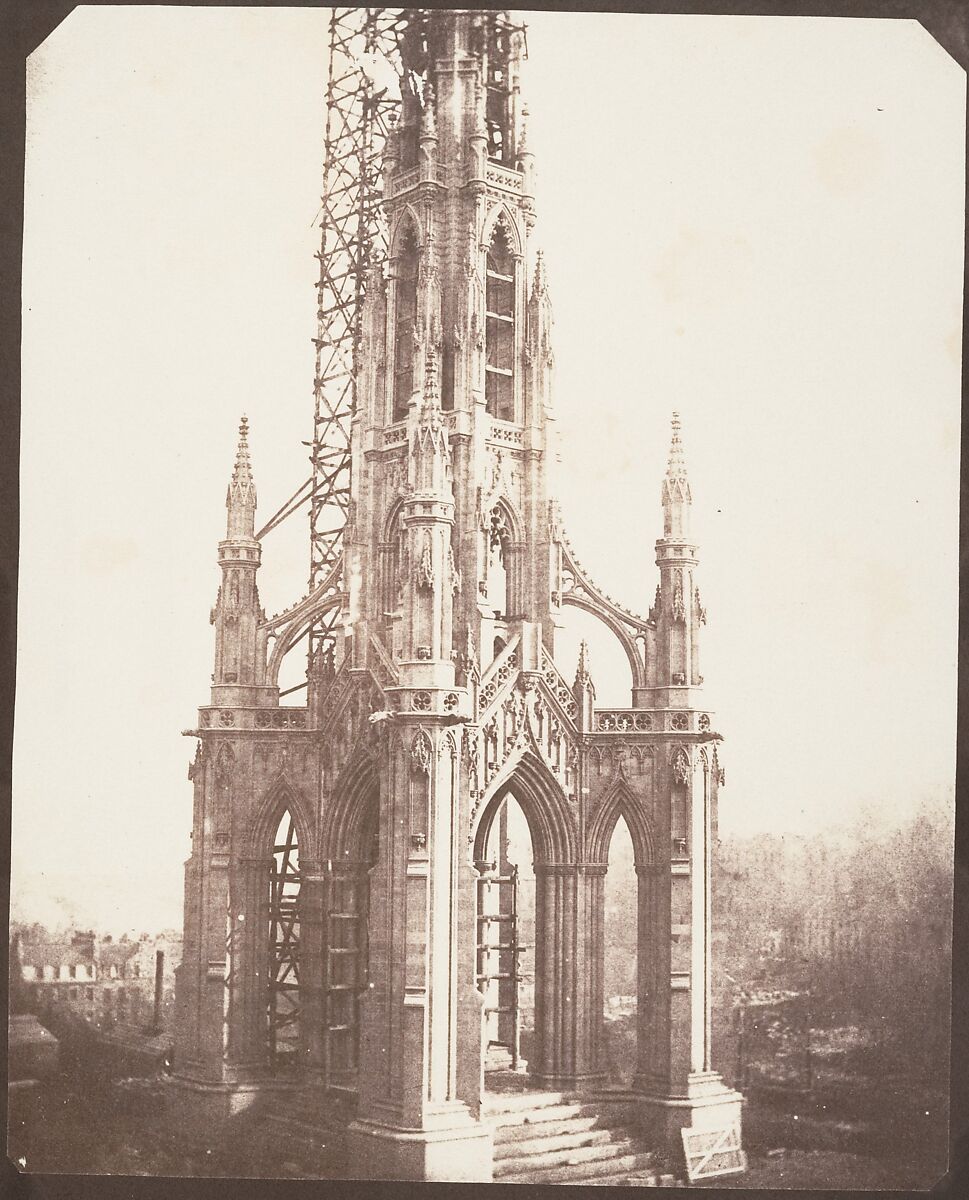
left=603, top=815, right=637, bottom=1085
left=323, top=789, right=379, bottom=1091
left=476, top=791, right=535, bottom=1075
left=268, top=808, right=301, bottom=1073
left=484, top=505, right=510, bottom=620
left=393, top=222, right=420, bottom=422
left=485, top=220, right=516, bottom=421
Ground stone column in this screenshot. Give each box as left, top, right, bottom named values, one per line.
left=299, top=858, right=326, bottom=1082
left=581, top=863, right=609, bottom=1082
left=632, top=863, right=668, bottom=1093
left=347, top=721, right=492, bottom=1181
left=530, top=863, right=607, bottom=1090
left=632, top=753, right=742, bottom=1145
left=222, top=854, right=272, bottom=1085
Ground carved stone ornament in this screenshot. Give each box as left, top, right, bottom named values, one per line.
left=471, top=309, right=485, bottom=351
left=672, top=748, right=692, bottom=786
left=416, top=533, right=435, bottom=590
left=215, top=743, right=235, bottom=786
left=672, top=571, right=685, bottom=624
left=461, top=624, right=479, bottom=681
left=411, top=728, right=433, bottom=774
left=448, top=542, right=462, bottom=595
left=695, top=586, right=707, bottom=625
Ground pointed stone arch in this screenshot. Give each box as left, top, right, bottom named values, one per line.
left=586, top=779, right=656, bottom=869
left=321, top=746, right=380, bottom=865
left=480, top=494, right=526, bottom=622
left=472, top=749, right=577, bottom=866
left=382, top=495, right=406, bottom=542
left=390, top=205, right=424, bottom=257
left=480, top=202, right=523, bottom=259
left=248, top=773, right=315, bottom=861
left=481, top=491, right=524, bottom=542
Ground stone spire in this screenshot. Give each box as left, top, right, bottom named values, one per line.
left=574, top=639, right=592, bottom=688
left=661, top=411, right=692, bottom=538
left=530, top=249, right=549, bottom=302
left=413, top=347, right=451, bottom=496
left=572, top=638, right=595, bottom=731
left=226, top=415, right=257, bottom=539
left=212, top=415, right=266, bottom=697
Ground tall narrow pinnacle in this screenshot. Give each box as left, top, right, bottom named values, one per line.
left=661, top=410, right=692, bottom=534
left=414, top=346, right=451, bottom=491
left=519, top=104, right=530, bottom=155
left=232, top=415, right=254, bottom=487
left=666, top=411, right=688, bottom=481
left=422, top=346, right=440, bottom=412
left=575, top=639, right=592, bottom=685
left=531, top=249, right=548, bottom=299
left=226, top=414, right=256, bottom=538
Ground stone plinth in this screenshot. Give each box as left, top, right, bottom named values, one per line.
left=346, top=1106, right=493, bottom=1182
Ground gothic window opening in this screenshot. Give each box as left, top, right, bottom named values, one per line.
left=268, top=809, right=301, bottom=1073
left=485, top=222, right=516, bottom=421
left=393, top=224, right=420, bottom=422
left=603, top=815, right=637, bottom=1085
left=477, top=795, right=535, bottom=1074
left=485, top=506, right=510, bottom=619
left=324, top=817, right=378, bottom=1089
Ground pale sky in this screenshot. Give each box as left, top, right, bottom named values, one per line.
left=14, top=8, right=963, bottom=933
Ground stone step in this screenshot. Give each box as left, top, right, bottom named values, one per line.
left=489, top=1099, right=625, bottom=1129
left=496, top=1123, right=623, bottom=1161
left=491, top=1128, right=618, bottom=1166
left=499, top=1148, right=656, bottom=1186
left=483, top=1089, right=571, bottom=1116
left=493, top=1103, right=640, bottom=1138
left=494, top=1135, right=638, bottom=1180
left=495, top=1115, right=611, bottom=1145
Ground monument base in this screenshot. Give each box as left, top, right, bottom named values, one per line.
left=634, top=1071, right=744, bottom=1148
left=346, top=1104, right=493, bottom=1182
left=167, top=1072, right=300, bottom=1123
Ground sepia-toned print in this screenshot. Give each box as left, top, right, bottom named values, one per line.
left=10, top=7, right=961, bottom=1191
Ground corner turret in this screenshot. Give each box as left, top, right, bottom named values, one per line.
left=209, top=417, right=270, bottom=703
left=651, top=413, right=703, bottom=697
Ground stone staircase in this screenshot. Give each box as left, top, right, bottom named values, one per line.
left=254, top=1083, right=684, bottom=1185
left=486, top=1089, right=681, bottom=1186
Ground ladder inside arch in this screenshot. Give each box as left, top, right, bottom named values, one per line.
left=268, top=811, right=302, bottom=1072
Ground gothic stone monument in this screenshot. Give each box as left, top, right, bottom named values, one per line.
left=172, top=8, right=742, bottom=1182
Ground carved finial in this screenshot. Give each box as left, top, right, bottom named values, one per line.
left=414, top=345, right=451, bottom=485
left=422, top=345, right=440, bottom=411
left=226, top=414, right=257, bottom=536
left=661, top=410, right=692, bottom=524
left=574, top=639, right=592, bottom=686
left=232, top=415, right=253, bottom=487
left=519, top=104, right=530, bottom=155
left=421, top=82, right=437, bottom=137
left=667, top=412, right=688, bottom=480
left=531, top=249, right=548, bottom=299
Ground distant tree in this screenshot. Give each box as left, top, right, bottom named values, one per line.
left=713, top=794, right=953, bottom=1085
